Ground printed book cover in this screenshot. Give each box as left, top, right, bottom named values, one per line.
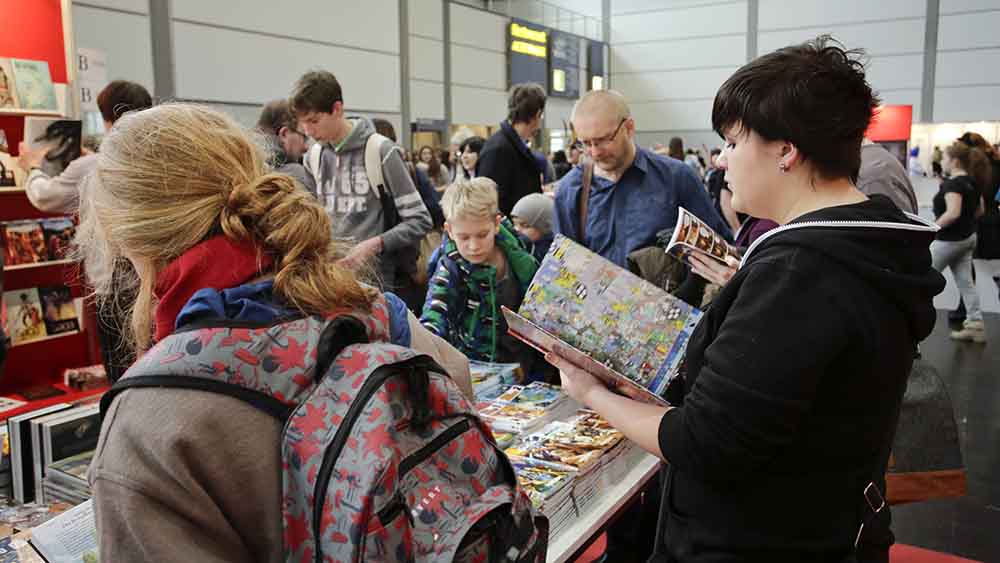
left=39, top=218, right=75, bottom=261
left=2, top=222, right=47, bottom=266
left=42, top=406, right=100, bottom=468
left=0, top=59, right=17, bottom=110
left=37, top=287, right=79, bottom=336
left=10, top=60, right=57, bottom=112
left=3, top=289, right=48, bottom=346
left=22, top=119, right=81, bottom=176
left=666, top=206, right=739, bottom=268
left=504, top=235, right=702, bottom=407
left=510, top=459, right=574, bottom=508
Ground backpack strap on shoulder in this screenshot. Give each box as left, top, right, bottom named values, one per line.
left=306, top=142, right=323, bottom=183
left=364, top=133, right=389, bottom=195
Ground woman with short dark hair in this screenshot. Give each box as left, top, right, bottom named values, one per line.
left=551, top=36, right=945, bottom=561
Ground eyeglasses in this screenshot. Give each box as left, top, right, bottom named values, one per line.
left=574, top=118, right=627, bottom=150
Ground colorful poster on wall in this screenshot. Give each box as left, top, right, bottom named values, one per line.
left=11, top=59, right=57, bottom=111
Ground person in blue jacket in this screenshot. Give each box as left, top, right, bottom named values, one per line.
left=554, top=90, right=731, bottom=268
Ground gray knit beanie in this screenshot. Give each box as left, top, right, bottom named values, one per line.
left=511, top=193, right=555, bottom=234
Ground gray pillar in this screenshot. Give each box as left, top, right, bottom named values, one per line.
left=399, top=0, right=411, bottom=149
left=443, top=0, right=453, bottom=133
left=602, top=0, right=611, bottom=87
left=149, top=0, right=175, bottom=99
left=746, top=0, right=758, bottom=61
left=922, top=0, right=940, bottom=123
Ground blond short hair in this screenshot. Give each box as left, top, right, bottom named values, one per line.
left=440, top=178, right=499, bottom=222
left=76, top=103, right=373, bottom=352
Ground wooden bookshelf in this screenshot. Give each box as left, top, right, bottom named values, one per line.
left=0, top=108, right=62, bottom=118
left=4, top=259, right=74, bottom=272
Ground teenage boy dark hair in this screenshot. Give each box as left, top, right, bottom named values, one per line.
left=289, top=70, right=343, bottom=117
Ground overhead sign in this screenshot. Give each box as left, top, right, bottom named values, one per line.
left=549, top=31, right=580, bottom=99
left=508, top=19, right=548, bottom=89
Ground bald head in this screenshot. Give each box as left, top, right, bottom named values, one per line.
left=571, top=90, right=631, bottom=124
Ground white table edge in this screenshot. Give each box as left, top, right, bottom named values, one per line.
left=546, top=453, right=663, bottom=563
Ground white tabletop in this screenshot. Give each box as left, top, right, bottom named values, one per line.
left=545, top=452, right=662, bottom=563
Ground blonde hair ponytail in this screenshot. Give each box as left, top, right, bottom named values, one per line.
left=78, top=103, right=373, bottom=353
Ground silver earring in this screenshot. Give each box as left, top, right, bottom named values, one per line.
left=779, top=162, right=788, bottom=172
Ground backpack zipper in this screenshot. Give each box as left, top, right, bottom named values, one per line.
left=312, top=356, right=440, bottom=563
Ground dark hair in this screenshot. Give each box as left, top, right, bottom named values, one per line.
left=668, top=137, right=684, bottom=160
left=710, top=148, right=722, bottom=156
left=419, top=145, right=441, bottom=178
left=507, top=83, right=547, bottom=124
left=552, top=150, right=568, bottom=164
left=289, top=70, right=343, bottom=116
left=372, top=118, right=397, bottom=142
left=947, top=141, right=992, bottom=194
left=459, top=136, right=485, bottom=156
left=96, top=80, right=152, bottom=124
left=257, top=100, right=297, bottom=136
left=712, top=35, right=879, bottom=183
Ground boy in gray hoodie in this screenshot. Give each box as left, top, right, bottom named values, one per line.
left=291, top=70, right=431, bottom=290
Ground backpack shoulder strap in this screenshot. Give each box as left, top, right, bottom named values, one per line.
left=307, top=143, right=323, bottom=177
left=99, top=313, right=376, bottom=422
left=364, top=133, right=389, bottom=194
left=577, top=158, right=594, bottom=242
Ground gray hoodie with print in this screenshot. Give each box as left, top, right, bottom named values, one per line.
left=307, top=116, right=431, bottom=287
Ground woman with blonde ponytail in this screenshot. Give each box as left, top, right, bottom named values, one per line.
left=80, top=104, right=472, bottom=561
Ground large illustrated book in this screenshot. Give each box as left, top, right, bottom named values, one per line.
left=503, top=235, right=702, bottom=406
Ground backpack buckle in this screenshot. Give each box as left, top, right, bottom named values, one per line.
left=863, top=481, right=885, bottom=515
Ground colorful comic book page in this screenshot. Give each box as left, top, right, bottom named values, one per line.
left=513, top=235, right=701, bottom=404
left=666, top=206, right=740, bottom=268
left=2, top=221, right=47, bottom=266
left=507, top=382, right=565, bottom=410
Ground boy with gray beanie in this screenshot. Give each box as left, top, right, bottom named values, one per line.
left=511, top=193, right=555, bottom=263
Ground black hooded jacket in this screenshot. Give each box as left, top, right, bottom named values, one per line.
left=658, top=195, right=945, bottom=561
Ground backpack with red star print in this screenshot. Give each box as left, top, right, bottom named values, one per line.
left=101, top=295, right=548, bottom=562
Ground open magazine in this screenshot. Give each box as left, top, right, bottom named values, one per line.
left=502, top=235, right=702, bottom=407
left=28, top=499, right=98, bottom=563
left=665, top=206, right=739, bottom=267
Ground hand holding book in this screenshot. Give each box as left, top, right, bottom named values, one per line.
left=544, top=345, right=605, bottom=407
left=688, top=253, right=740, bottom=286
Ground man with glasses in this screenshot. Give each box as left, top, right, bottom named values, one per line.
left=257, top=99, right=315, bottom=194
left=554, top=90, right=730, bottom=267
left=478, top=83, right=548, bottom=216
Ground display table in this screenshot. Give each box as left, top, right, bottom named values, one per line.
left=545, top=452, right=662, bottom=563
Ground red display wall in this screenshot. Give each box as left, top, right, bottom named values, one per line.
left=0, top=0, right=69, bottom=155
left=867, top=105, right=913, bottom=142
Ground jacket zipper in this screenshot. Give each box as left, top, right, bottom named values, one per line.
left=739, top=216, right=940, bottom=268
left=312, top=356, right=438, bottom=563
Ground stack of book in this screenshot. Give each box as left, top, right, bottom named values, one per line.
left=42, top=451, right=92, bottom=506
left=469, top=360, right=520, bottom=403
left=477, top=382, right=576, bottom=435
left=6, top=401, right=100, bottom=505
left=510, top=458, right=576, bottom=535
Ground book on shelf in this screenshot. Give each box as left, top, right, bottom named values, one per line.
left=28, top=499, right=98, bottom=563
left=665, top=206, right=739, bottom=268
left=36, top=287, right=79, bottom=337
left=1, top=222, right=47, bottom=267
left=10, top=60, right=57, bottom=113
left=469, top=360, right=520, bottom=402
left=38, top=219, right=75, bottom=262
left=0, top=58, right=18, bottom=110
left=502, top=235, right=702, bottom=407
left=7, top=404, right=72, bottom=504
left=30, top=406, right=99, bottom=503
left=3, top=289, right=48, bottom=346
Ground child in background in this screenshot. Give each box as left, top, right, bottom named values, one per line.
left=420, top=178, right=544, bottom=376
left=511, top=193, right=555, bottom=264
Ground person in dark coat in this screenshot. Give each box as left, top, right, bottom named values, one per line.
left=477, top=83, right=547, bottom=216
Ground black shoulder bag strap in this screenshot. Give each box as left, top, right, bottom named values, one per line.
left=577, top=159, right=594, bottom=242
